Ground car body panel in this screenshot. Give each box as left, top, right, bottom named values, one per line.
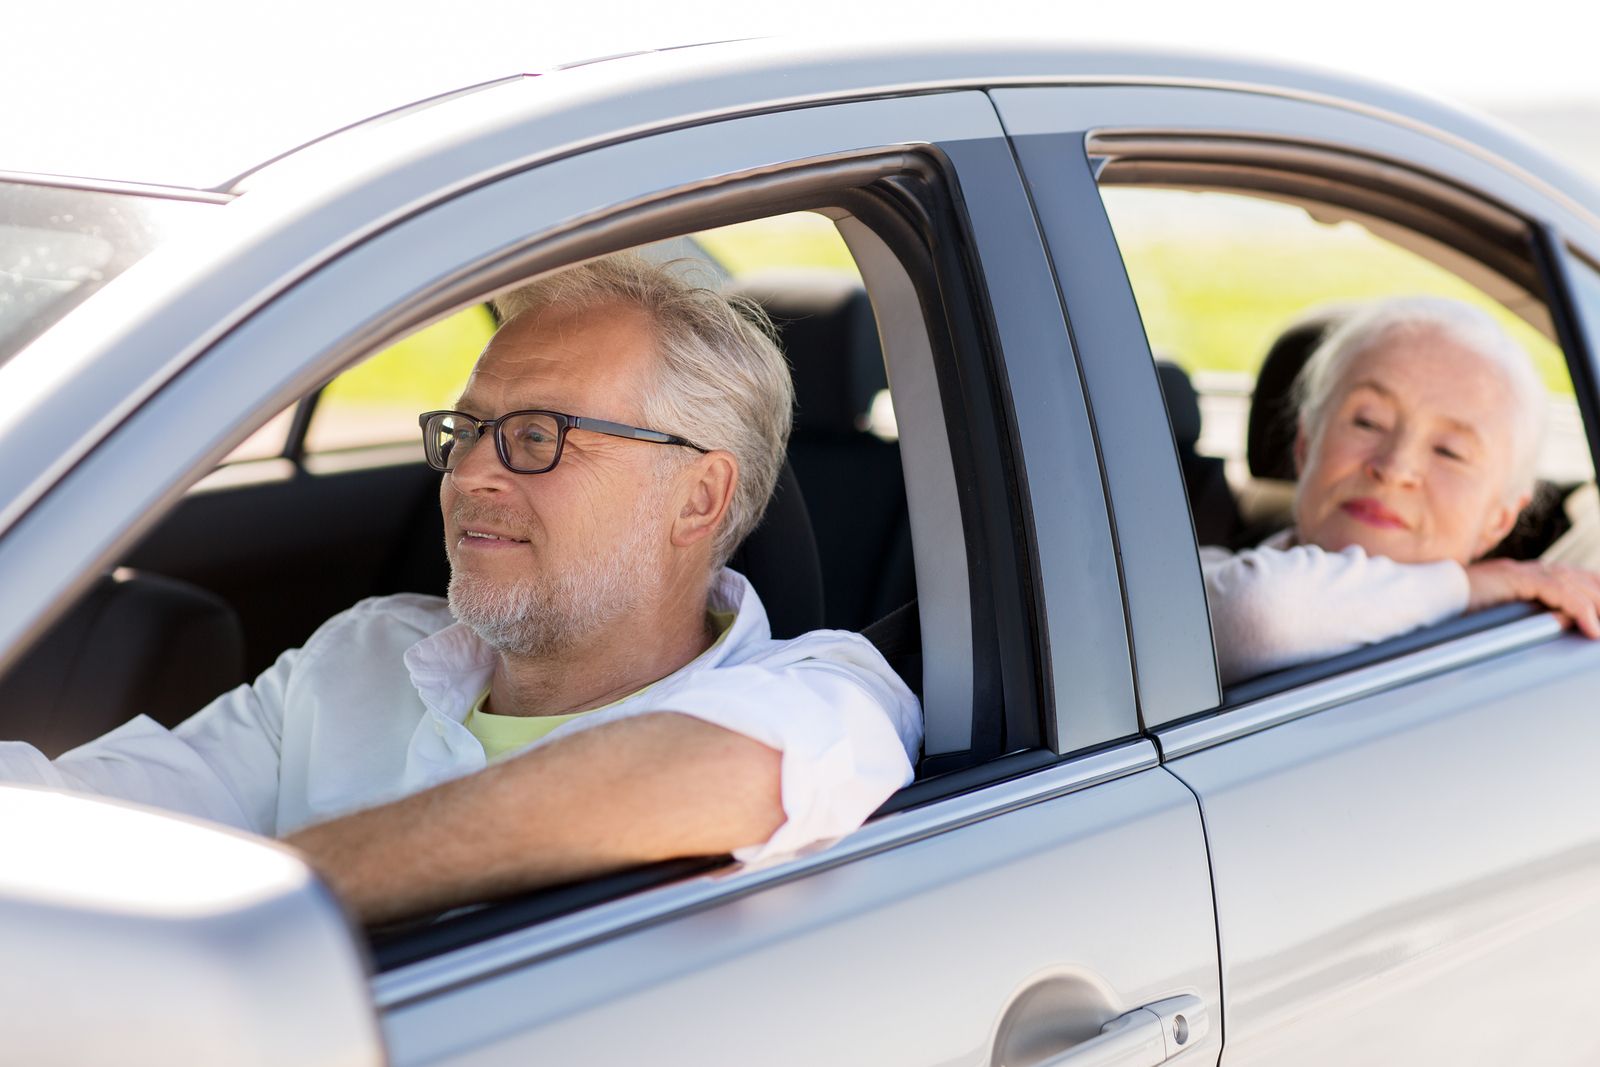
left=380, top=755, right=1219, bottom=1067
left=999, top=121, right=1220, bottom=725
left=1163, top=636, right=1600, bottom=1065
left=9, top=34, right=1597, bottom=205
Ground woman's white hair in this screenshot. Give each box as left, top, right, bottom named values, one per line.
left=1293, top=296, right=1547, bottom=504
left=494, top=252, right=793, bottom=566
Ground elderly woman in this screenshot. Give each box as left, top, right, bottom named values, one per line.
left=1205, top=296, right=1600, bottom=685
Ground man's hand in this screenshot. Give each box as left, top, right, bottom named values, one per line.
left=1466, top=558, right=1600, bottom=638
left=284, top=712, right=783, bottom=926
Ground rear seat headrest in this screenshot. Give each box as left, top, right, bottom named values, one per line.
left=1155, top=361, right=1202, bottom=452
left=727, top=459, right=824, bottom=639
left=1246, top=307, right=1352, bottom=481
left=730, top=268, right=885, bottom=437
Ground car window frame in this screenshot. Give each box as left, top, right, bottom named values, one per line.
left=0, top=89, right=1146, bottom=991
left=994, top=82, right=1600, bottom=741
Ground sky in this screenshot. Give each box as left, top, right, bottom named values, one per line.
left=29, top=0, right=1600, bottom=105
left=12, top=0, right=1599, bottom=184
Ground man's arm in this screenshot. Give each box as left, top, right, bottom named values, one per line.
left=284, top=712, right=782, bottom=926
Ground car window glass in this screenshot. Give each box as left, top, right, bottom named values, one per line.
left=301, top=305, right=496, bottom=454
left=689, top=215, right=895, bottom=440
left=1098, top=182, right=1594, bottom=689
left=1103, top=186, right=1586, bottom=484
left=0, top=183, right=212, bottom=365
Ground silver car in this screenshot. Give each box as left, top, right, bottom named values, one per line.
left=5, top=37, right=1600, bottom=1066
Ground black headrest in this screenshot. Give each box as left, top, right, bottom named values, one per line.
left=0, top=570, right=246, bottom=757
left=727, top=459, right=824, bottom=639
left=731, top=269, right=885, bottom=436
left=1247, top=309, right=1351, bottom=480
left=1155, top=361, right=1202, bottom=452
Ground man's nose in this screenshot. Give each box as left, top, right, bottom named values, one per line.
left=446, top=431, right=512, bottom=492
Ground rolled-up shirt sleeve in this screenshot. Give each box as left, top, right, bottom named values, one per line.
left=559, top=633, right=922, bottom=864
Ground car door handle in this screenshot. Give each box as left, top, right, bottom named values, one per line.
left=1034, top=995, right=1208, bottom=1067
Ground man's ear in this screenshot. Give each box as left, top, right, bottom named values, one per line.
left=1293, top=418, right=1310, bottom=478
left=670, top=451, right=738, bottom=551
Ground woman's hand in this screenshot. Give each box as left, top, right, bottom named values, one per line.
left=1465, top=558, right=1600, bottom=637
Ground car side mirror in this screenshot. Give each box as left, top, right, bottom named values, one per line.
left=0, top=784, right=385, bottom=1066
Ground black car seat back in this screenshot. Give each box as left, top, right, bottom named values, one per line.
left=726, top=459, right=825, bottom=639
left=0, top=570, right=247, bottom=757
left=1156, top=360, right=1242, bottom=547
left=731, top=268, right=916, bottom=631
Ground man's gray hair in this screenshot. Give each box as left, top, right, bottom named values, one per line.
left=1293, top=296, right=1547, bottom=504
left=495, top=252, right=794, bottom=565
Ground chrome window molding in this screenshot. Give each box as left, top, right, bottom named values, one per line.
left=1155, top=613, right=1566, bottom=760
left=372, top=739, right=1158, bottom=1010
left=0, top=170, right=234, bottom=204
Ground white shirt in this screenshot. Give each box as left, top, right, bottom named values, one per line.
left=0, top=569, right=922, bottom=865
left=1201, top=531, right=1470, bottom=685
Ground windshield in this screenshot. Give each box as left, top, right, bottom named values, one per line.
left=0, top=182, right=212, bottom=365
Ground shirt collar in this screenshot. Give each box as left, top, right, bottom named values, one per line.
left=402, top=567, right=768, bottom=722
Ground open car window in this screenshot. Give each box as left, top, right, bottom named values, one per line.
left=1094, top=163, right=1597, bottom=699
left=0, top=163, right=1052, bottom=968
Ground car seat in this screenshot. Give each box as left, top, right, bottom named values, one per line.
left=0, top=570, right=247, bottom=757
left=1155, top=360, right=1242, bottom=547
left=730, top=269, right=916, bottom=631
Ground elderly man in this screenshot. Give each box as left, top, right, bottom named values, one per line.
left=0, top=253, right=922, bottom=924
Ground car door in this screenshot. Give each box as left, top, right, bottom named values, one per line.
left=997, top=81, right=1600, bottom=1063
left=0, top=56, right=1220, bottom=1067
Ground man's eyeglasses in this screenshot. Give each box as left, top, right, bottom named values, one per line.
left=419, top=409, right=709, bottom=475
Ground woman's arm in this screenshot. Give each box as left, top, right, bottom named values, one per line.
left=1202, top=543, right=1468, bottom=684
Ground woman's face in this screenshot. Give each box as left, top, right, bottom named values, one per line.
left=1293, top=328, right=1527, bottom=565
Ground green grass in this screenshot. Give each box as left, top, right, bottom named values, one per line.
left=1103, top=189, right=1571, bottom=395
left=694, top=213, right=861, bottom=277
left=318, top=304, right=496, bottom=412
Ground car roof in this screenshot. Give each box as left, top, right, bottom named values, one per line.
left=1, top=15, right=599, bottom=194
left=6, top=30, right=1595, bottom=211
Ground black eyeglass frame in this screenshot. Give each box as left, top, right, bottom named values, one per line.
left=418, top=408, right=709, bottom=475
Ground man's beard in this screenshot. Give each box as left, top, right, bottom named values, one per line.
left=446, top=490, right=667, bottom=658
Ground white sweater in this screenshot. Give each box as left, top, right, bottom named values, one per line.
left=1200, top=531, right=1470, bottom=685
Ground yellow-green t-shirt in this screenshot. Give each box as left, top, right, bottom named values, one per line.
left=465, top=608, right=738, bottom=762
